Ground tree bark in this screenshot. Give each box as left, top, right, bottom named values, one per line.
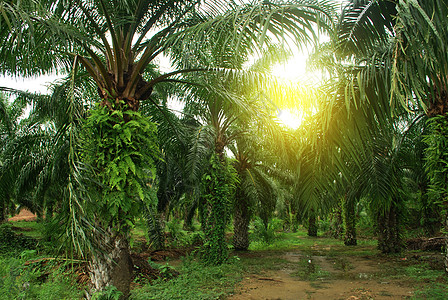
left=308, top=211, right=318, bottom=237
left=0, top=198, right=6, bottom=223
left=330, top=201, right=343, bottom=239
left=376, top=202, right=403, bottom=253
left=343, top=198, right=357, bottom=246
left=89, top=229, right=133, bottom=299
left=233, top=190, right=250, bottom=251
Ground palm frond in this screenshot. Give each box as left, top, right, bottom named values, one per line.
left=336, top=0, right=397, bottom=57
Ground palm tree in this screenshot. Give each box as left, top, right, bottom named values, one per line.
left=276, top=127, right=327, bottom=238
left=178, top=78, right=268, bottom=263
left=352, top=116, right=422, bottom=253
left=334, top=0, right=448, bottom=259
left=0, top=92, right=25, bottom=222
left=0, top=88, right=62, bottom=222
left=229, top=125, right=281, bottom=250
left=167, top=34, right=334, bottom=258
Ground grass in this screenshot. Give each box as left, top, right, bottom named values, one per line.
left=329, top=256, right=354, bottom=272
left=0, top=254, right=84, bottom=300
left=403, top=261, right=448, bottom=299
left=132, top=218, right=148, bottom=240
left=291, top=256, right=331, bottom=281
left=412, top=283, right=448, bottom=300
left=236, top=252, right=290, bottom=273
left=405, top=263, right=445, bottom=281
left=131, top=256, right=243, bottom=300
left=2, top=220, right=447, bottom=299
left=249, top=229, right=377, bottom=258
left=8, top=220, right=43, bottom=239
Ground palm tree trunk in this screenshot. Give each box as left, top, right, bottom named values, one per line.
left=286, top=203, right=298, bottom=232
left=330, top=201, right=343, bottom=239
left=308, top=210, right=318, bottom=237
left=89, top=229, right=133, bottom=298
left=445, top=212, right=448, bottom=273
left=201, top=152, right=232, bottom=264
left=0, top=198, right=6, bottom=223
left=343, top=198, right=357, bottom=246
left=233, top=189, right=250, bottom=251
left=376, top=202, right=402, bottom=253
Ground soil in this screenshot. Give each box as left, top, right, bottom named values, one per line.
left=8, top=209, right=37, bottom=222
left=229, top=244, right=421, bottom=300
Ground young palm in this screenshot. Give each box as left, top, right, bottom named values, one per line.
left=0, top=92, right=29, bottom=221
left=229, top=125, right=281, bottom=250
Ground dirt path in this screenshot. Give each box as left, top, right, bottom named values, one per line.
left=230, top=249, right=415, bottom=300
left=8, top=209, right=37, bottom=222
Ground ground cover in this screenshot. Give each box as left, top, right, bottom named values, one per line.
left=2, top=220, right=447, bottom=299
left=229, top=234, right=447, bottom=300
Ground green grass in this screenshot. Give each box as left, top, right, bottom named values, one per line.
left=131, top=256, right=243, bottom=300
left=237, top=252, right=290, bottom=273
left=405, top=263, right=445, bottom=281
left=2, top=221, right=446, bottom=300
left=9, top=221, right=43, bottom=239
left=132, top=218, right=148, bottom=240
left=412, top=283, right=448, bottom=300
left=0, top=255, right=84, bottom=300
left=249, top=233, right=304, bottom=250
left=249, top=229, right=378, bottom=257
left=291, top=256, right=331, bottom=281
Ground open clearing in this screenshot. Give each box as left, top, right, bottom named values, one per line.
left=226, top=236, right=443, bottom=300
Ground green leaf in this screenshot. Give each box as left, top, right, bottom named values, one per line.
left=125, top=155, right=136, bottom=174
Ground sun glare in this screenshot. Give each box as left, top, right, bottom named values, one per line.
left=277, top=109, right=302, bottom=129
left=268, top=52, right=323, bottom=130
left=271, top=56, right=307, bottom=81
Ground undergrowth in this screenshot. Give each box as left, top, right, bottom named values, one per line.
left=412, top=283, right=448, bottom=300
left=0, top=224, right=37, bottom=255
left=131, top=255, right=243, bottom=300
left=0, top=255, right=83, bottom=300
left=407, top=263, right=448, bottom=299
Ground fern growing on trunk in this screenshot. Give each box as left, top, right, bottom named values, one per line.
left=82, top=103, right=159, bottom=296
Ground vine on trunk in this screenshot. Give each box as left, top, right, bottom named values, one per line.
left=81, top=102, right=159, bottom=296
left=82, top=102, right=159, bottom=231
left=424, top=114, right=448, bottom=212
left=200, top=153, right=237, bottom=265
left=424, top=114, right=448, bottom=271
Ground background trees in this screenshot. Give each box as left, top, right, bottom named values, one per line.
left=332, top=0, right=448, bottom=260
